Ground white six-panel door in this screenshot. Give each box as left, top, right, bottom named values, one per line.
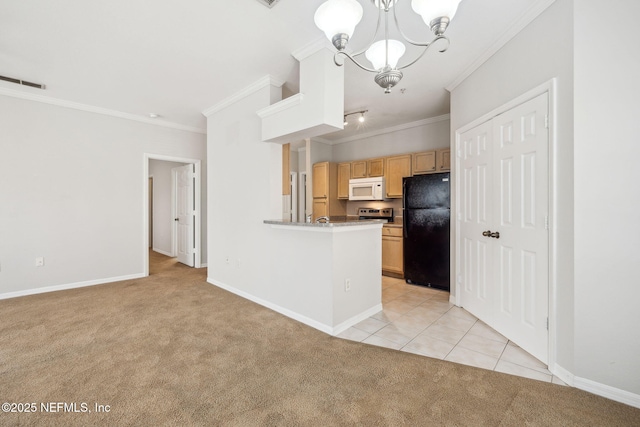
left=458, top=93, right=549, bottom=364
left=459, top=121, right=493, bottom=322
left=175, top=164, right=195, bottom=267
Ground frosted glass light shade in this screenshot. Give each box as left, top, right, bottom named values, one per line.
left=365, top=39, right=406, bottom=70
left=411, top=0, right=462, bottom=26
left=314, top=0, right=363, bottom=42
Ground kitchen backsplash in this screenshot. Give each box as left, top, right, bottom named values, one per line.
left=347, top=199, right=403, bottom=222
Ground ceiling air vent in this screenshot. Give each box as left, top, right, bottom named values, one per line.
left=256, top=0, right=279, bottom=8
left=0, top=75, right=46, bottom=89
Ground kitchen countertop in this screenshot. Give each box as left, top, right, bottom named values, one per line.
left=383, top=222, right=403, bottom=228
left=264, top=219, right=387, bottom=228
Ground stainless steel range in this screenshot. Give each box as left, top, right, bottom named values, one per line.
left=358, top=207, right=394, bottom=223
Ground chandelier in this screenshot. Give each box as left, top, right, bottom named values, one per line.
left=314, top=0, right=462, bottom=93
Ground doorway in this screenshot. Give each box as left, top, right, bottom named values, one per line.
left=143, top=154, right=202, bottom=276
left=455, top=88, right=554, bottom=365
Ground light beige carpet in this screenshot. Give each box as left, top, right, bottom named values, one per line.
left=1, top=252, right=639, bottom=426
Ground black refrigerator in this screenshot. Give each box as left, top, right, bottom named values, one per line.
left=403, top=173, right=450, bottom=291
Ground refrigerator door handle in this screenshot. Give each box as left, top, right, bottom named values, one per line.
left=403, top=217, right=408, bottom=238
left=402, top=180, right=407, bottom=238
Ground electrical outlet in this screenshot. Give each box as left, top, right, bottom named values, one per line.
left=35, top=257, right=44, bottom=267
left=344, top=278, right=351, bottom=292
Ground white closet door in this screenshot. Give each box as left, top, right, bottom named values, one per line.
left=491, top=93, right=549, bottom=363
left=458, top=92, right=549, bottom=364
left=459, top=120, right=494, bottom=322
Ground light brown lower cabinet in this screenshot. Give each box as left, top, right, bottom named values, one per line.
left=382, top=226, right=403, bottom=277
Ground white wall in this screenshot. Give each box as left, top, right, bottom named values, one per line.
left=0, top=95, right=206, bottom=296
left=206, top=84, right=282, bottom=298
left=309, top=139, right=333, bottom=164
left=149, top=160, right=187, bottom=256
left=573, top=0, right=640, bottom=396
left=450, top=0, right=574, bottom=374
left=331, top=118, right=450, bottom=162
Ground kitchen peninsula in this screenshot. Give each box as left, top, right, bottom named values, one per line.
left=262, top=219, right=384, bottom=335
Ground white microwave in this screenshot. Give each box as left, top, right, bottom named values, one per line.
left=349, top=177, right=386, bottom=201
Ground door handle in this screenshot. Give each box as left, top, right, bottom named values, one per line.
left=174, top=218, right=179, bottom=221
left=482, top=230, right=500, bottom=239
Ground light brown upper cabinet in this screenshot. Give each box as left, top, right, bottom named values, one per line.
left=337, top=162, right=351, bottom=199
left=436, top=148, right=451, bottom=172
left=385, top=154, right=412, bottom=198
left=312, top=162, right=346, bottom=221
left=367, top=158, right=385, bottom=177
left=412, top=151, right=437, bottom=175
left=351, top=160, right=367, bottom=179
left=312, top=161, right=329, bottom=199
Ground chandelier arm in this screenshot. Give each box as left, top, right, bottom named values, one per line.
left=334, top=51, right=379, bottom=73
left=392, top=3, right=444, bottom=48
left=397, top=36, right=450, bottom=71
left=349, top=3, right=383, bottom=59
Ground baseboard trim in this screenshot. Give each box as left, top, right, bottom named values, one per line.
left=332, top=304, right=383, bottom=336
left=0, top=273, right=146, bottom=301
left=207, top=278, right=380, bottom=336
left=551, top=363, right=574, bottom=387
left=573, top=376, right=640, bottom=409
left=151, top=248, right=173, bottom=257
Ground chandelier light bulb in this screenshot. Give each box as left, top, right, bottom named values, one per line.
left=411, top=0, right=462, bottom=30
left=314, top=0, right=363, bottom=49
left=359, top=113, right=365, bottom=123
left=365, top=39, right=406, bottom=70
left=344, top=116, right=349, bottom=126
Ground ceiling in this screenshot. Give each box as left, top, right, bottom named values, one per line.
left=0, top=0, right=551, bottom=142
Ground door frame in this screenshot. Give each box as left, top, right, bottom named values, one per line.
left=143, top=154, right=202, bottom=275
left=290, top=171, right=298, bottom=223
left=299, top=172, right=308, bottom=221
left=453, top=78, right=558, bottom=370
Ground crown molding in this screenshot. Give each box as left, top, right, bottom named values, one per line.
left=202, top=75, right=285, bottom=117
left=256, top=93, right=304, bottom=119
left=0, top=86, right=206, bottom=134
left=446, top=0, right=557, bottom=92
left=291, top=36, right=334, bottom=62
left=319, top=114, right=451, bottom=145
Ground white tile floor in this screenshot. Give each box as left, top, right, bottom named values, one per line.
left=338, top=276, right=567, bottom=386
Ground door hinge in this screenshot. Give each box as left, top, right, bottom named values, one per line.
left=544, top=215, right=549, bottom=230
left=544, top=115, right=549, bottom=129
left=546, top=317, right=549, bottom=330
